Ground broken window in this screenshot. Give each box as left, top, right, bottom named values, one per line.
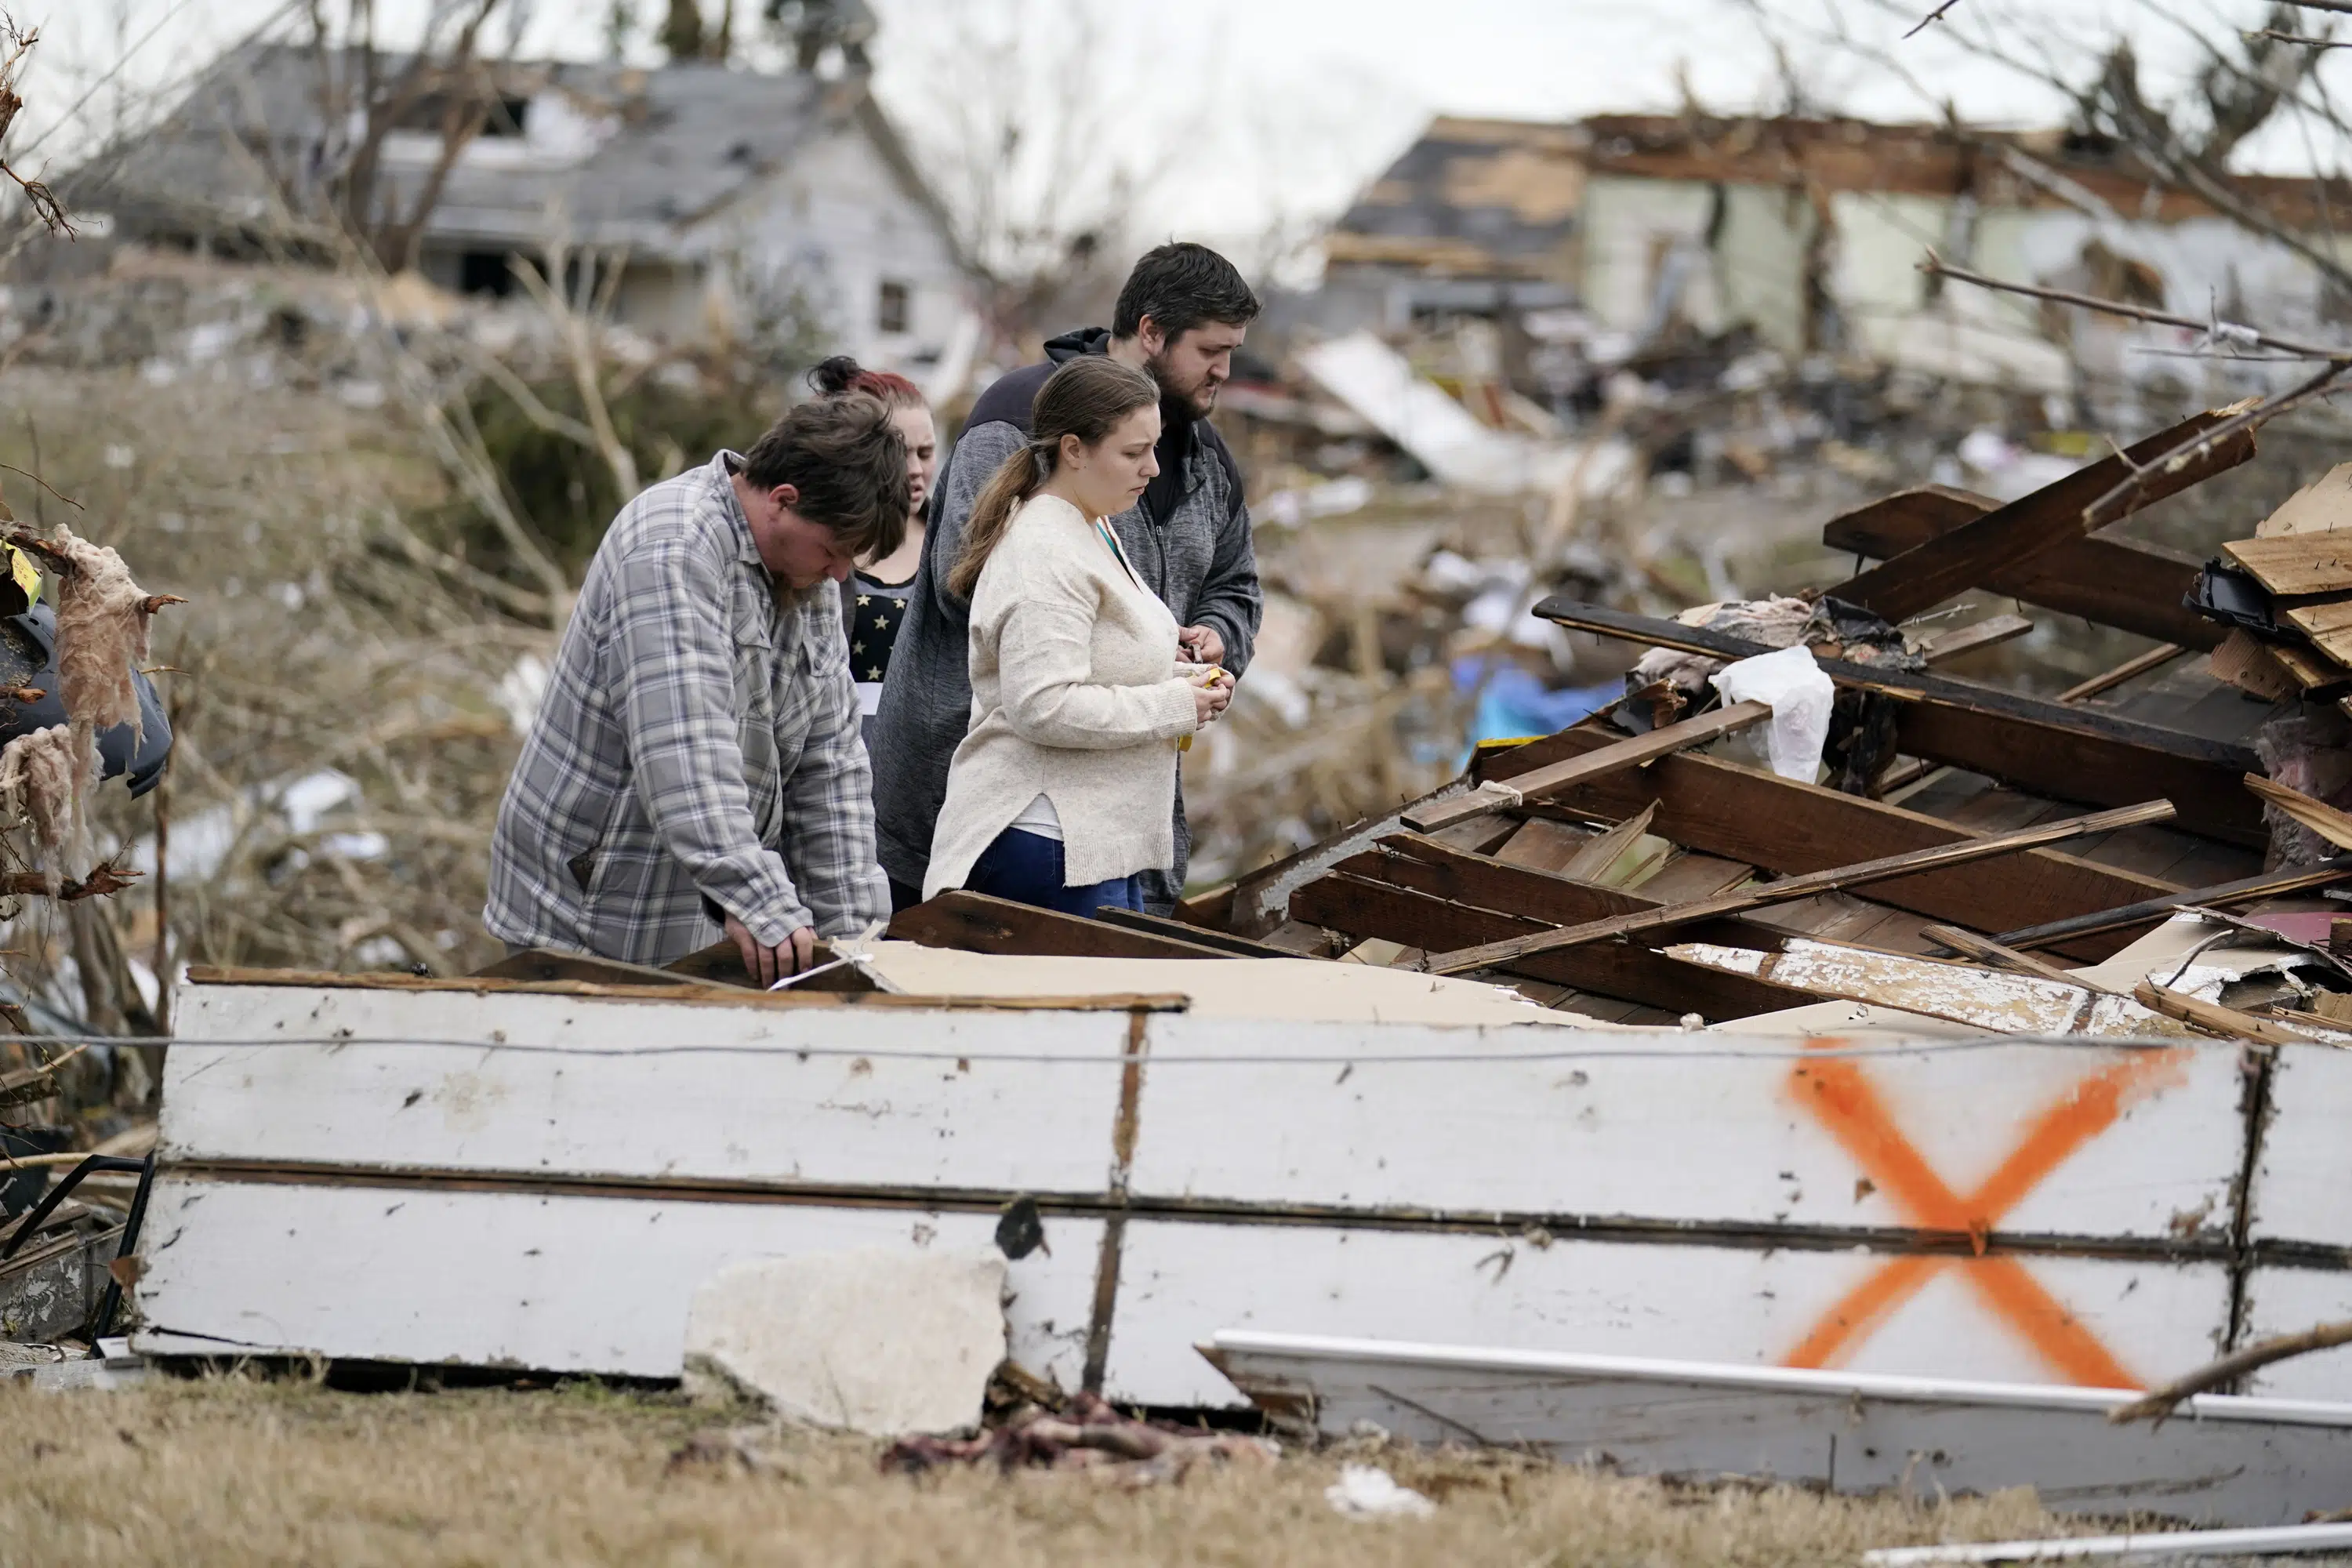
left=877, top=279, right=910, bottom=335
left=459, top=251, right=518, bottom=297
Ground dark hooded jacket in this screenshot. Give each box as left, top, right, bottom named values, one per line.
left=866, top=328, right=1261, bottom=910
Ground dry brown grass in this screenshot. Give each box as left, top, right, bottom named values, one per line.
left=0, top=1372, right=2120, bottom=1568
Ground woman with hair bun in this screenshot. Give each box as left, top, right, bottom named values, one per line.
left=806, top=356, right=938, bottom=746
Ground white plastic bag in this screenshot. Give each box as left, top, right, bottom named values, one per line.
left=1709, top=644, right=1834, bottom=782
left=1325, top=1464, right=1436, bottom=1520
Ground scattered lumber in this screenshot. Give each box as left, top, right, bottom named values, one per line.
left=2283, top=598, right=2352, bottom=668
left=1821, top=485, right=2220, bottom=649
left=1828, top=405, right=2258, bottom=623
left=1919, top=924, right=2118, bottom=994
left=1532, top=599, right=2265, bottom=844
left=1290, top=869, right=1817, bottom=1019
left=1423, top=800, right=2175, bottom=976
left=1980, top=857, right=2352, bottom=952
left=2132, top=979, right=2325, bottom=1047
left=1399, top=701, right=1769, bottom=833
left=1480, top=725, right=2186, bottom=960
left=889, top=890, right=1243, bottom=961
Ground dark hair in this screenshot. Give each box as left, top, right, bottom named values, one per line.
left=948, top=358, right=1158, bottom=601
left=741, top=394, right=910, bottom=561
left=806, top=354, right=926, bottom=412
left=1111, top=242, right=1261, bottom=343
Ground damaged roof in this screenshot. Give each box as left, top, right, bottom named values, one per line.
left=82, top=43, right=938, bottom=255
left=1330, top=111, right=2352, bottom=280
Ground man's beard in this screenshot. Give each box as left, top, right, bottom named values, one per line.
left=1142, top=348, right=1216, bottom=419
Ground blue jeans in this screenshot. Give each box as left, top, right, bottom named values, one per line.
left=966, top=828, right=1145, bottom=920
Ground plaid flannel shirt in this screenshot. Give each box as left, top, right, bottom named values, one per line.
left=485, top=451, right=889, bottom=966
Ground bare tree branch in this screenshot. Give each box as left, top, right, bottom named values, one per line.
left=2110, top=1319, right=2352, bottom=1425
left=1920, top=252, right=2352, bottom=361
left=1905, top=0, right=1966, bottom=39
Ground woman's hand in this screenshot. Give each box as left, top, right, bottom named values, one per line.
left=1186, top=664, right=1233, bottom=728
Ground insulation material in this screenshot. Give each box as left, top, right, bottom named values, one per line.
left=0, top=724, right=89, bottom=891
left=50, top=525, right=151, bottom=751
left=2254, top=712, right=2352, bottom=869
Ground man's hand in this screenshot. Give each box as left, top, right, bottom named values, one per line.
left=724, top=913, right=816, bottom=987
left=1177, top=623, right=1225, bottom=668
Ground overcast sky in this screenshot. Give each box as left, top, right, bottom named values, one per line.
left=10, top=0, right=2343, bottom=267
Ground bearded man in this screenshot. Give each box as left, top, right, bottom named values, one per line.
left=868, top=241, right=1263, bottom=914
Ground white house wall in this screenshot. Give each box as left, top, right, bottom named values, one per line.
left=693, top=126, right=968, bottom=371
left=1578, top=178, right=1722, bottom=337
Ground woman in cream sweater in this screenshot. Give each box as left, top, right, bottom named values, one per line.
left=923, top=358, right=1232, bottom=915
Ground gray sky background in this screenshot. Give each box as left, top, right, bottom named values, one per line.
left=9, top=0, right=2343, bottom=271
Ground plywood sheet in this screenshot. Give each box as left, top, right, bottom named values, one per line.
left=2224, top=533, right=2352, bottom=597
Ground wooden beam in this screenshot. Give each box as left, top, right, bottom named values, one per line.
left=1399, top=701, right=1770, bottom=833
left=1967, top=856, right=2352, bottom=953
left=889, top=891, right=1242, bottom=960
left=1479, top=726, right=2184, bottom=961
left=1823, top=486, right=2220, bottom=650
left=2059, top=644, right=2185, bottom=703
left=1918, top=924, right=2120, bottom=994
left=1288, top=871, right=1815, bottom=1020
left=1425, top=801, right=2176, bottom=976
left=1917, top=614, right=2033, bottom=664
left=1829, top=406, right=2258, bottom=624
left=2134, top=978, right=2319, bottom=1047
left=1531, top=598, right=2264, bottom=844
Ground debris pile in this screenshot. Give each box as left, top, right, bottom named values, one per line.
left=906, top=394, right=2352, bottom=1057
left=882, top=1388, right=1279, bottom=1484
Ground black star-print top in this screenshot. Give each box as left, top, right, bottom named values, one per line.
left=848, top=567, right=915, bottom=746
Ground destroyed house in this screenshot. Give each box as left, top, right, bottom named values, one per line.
left=85, top=45, right=972, bottom=368
left=1327, top=113, right=2352, bottom=399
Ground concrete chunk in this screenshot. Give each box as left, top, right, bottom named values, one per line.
left=682, top=1247, right=1007, bottom=1436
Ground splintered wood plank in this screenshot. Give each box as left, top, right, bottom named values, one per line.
left=1487, top=730, right=2183, bottom=960
left=2225, top=533, right=2352, bottom=597
left=890, top=891, right=1241, bottom=960
left=1401, top=702, right=1770, bottom=833
left=1425, top=801, right=2176, bottom=976
left=1823, top=485, right=2220, bottom=650
left=1287, top=871, right=1811, bottom=1020
left=1534, top=598, right=2265, bottom=844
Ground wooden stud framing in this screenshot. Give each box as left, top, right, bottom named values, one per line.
left=1823, top=486, right=2219, bottom=650
left=1831, top=407, right=2257, bottom=623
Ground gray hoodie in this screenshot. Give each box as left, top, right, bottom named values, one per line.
left=866, top=328, right=1261, bottom=910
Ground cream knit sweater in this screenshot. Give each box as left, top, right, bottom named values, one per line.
left=924, top=494, right=1200, bottom=898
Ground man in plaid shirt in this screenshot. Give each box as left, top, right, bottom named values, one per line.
left=486, top=398, right=906, bottom=983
